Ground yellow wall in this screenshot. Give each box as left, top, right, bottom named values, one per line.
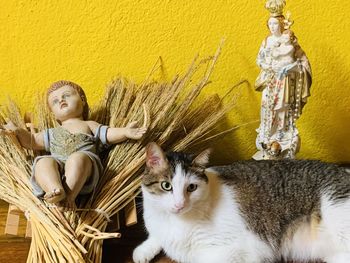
left=0, top=0, right=349, bottom=163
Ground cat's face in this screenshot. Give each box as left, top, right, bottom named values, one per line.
left=142, top=142, right=211, bottom=215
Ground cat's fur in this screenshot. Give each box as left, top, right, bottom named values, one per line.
left=133, top=142, right=350, bottom=263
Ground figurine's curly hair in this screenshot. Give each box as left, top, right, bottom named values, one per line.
left=47, top=80, right=89, bottom=120
left=282, top=29, right=296, bottom=42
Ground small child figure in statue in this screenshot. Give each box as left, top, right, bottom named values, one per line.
left=2, top=80, right=147, bottom=209
left=272, top=30, right=296, bottom=69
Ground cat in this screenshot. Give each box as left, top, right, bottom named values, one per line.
left=133, top=142, right=350, bottom=263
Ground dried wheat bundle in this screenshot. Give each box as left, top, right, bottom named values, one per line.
left=0, top=46, right=242, bottom=263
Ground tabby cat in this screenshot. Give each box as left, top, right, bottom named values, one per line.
left=133, top=142, right=350, bottom=263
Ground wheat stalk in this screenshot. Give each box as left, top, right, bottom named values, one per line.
left=0, top=44, right=242, bottom=262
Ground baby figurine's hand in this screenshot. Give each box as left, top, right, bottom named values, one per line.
left=0, top=120, right=18, bottom=135
left=125, top=121, right=147, bottom=140
left=272, top=48, right=281, bottom=58
left=273, top=41, right=281, bottom=47
left=3, top=121, right=18, bottom=131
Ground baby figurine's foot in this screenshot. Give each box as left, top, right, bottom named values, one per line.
left=44, top=188, right=66, bottom=204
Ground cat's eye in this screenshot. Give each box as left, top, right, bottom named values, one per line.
left=187, top=184, right=197, bottom=192
left=161, top=181, right=172, bottom=191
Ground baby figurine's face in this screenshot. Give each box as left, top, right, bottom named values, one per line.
left=280, top=33, right=291, bottom=45
left=48, top=85, right=85, bottom=122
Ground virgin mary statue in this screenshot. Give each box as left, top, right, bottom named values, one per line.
left=253, top=0, right=312, bottom=160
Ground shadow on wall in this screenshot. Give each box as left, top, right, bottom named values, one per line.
left=144, top=53, right=260, bottom=165
left=300, top=45, right=350, bottom=162
left=207, top=46, right=263, bottom=164
left=209, top=80, right=260, bottom=165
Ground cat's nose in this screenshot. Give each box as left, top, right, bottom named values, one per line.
left=174, top=203, right=185, bottom=210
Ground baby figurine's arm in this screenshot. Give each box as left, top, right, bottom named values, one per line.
left=273, top=44, right=294, bottom=57
left=1, top=121, right=45, bottom=150
left=87, top=121, right=147, bottom=144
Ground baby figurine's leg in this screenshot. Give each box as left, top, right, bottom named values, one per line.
left=34, top=157, right=66, bottom=204
left=63, top=152, right=92, bottom=209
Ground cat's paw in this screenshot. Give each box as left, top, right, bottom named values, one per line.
left=132, top=239, right=161, bottom=263
left=325, top=252, right=350, bottom=263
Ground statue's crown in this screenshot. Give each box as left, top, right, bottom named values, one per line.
left=265, top=0, right=286, bottom=17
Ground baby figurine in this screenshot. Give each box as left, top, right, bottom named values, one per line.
left=272, top=30, right=296, bottom=70
left=2, top=80, right=147, bottom=209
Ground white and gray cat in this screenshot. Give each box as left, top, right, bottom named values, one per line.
left=133, top=142, right=350, bottom=263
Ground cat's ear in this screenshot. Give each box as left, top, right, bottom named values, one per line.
left=192, top=148, right=211, bottom=168
left=146, top=142, right=168, bottom=170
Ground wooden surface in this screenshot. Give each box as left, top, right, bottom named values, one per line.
left=0, top=199, right=173, bottom=263
left=0, top=200, right=31, bottom=263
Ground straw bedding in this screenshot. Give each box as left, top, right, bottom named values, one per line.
left=0, top=47, right=240, bottom=262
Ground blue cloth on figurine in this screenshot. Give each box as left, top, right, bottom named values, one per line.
left=277, top=61, right=298, bottom=80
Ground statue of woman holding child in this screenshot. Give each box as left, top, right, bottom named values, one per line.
left=253, top=0, right=312, bottom=160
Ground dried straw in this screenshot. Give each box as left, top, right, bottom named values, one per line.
left=0, top=45, right=245, bottom=262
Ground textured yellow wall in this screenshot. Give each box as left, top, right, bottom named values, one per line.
left=0, top=0, right=349, bottom=163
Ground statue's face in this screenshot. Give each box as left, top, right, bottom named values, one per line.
left=268, top=17, right=281, bottom=35
left=48, top=85, right=84, bottom=122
